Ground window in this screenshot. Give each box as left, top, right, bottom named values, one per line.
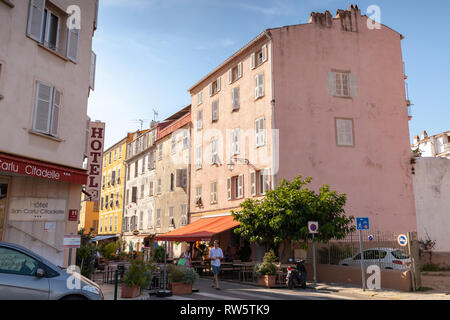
left=101, top=197, right=104, bottom=210
left=197, top=110, right=203, bottom=131
left=114, top=215, right=118, bottom=232
left=231, top=129, right=240, bottom=155
left=232, top=87, right=240, bottom=111
left=0, top=247, right=40, bottom=276
left=114, top=149, right=117, bottom=161
left=170, top=173, right=175, bottom=191
left=181, top=204, right=188, bottom=226
left=211, top=100, right=219, bottom=122
left=195, top=185, right=202, bottom=202
left=109, top=152, right=111, bottom=164
left=227, top=175, right=243, bottom=200
left=255, top=73, right=264, bottom=99
left=148, top=208, right=153, bottom=228
left=195, top=145, right=202, bottom=169
left=131, top=186, right=137, bottom=204
left=109, top=215, right=112, bottom=232
left=176, top=168, right=188, bottom=188
left=156, top=209, right=161, bottom=227
left=209, top=77, right=221, bottom=96
left=258, top=169, right=271, bottom=195
left=117, top=169, right=121, bottom=185
left=157, top=178, right=162, bottom=194
left=99, top=216, right=103, bottom=232
left=33, top=81, right=61, bottom=136
left=197, top=91, right=203, bottom=105
left=250, top=45, right=267, bottom=69
left=134, top=160, right=138, bottom=178
left=127, top=164, right=130, bottom=181
left=142, top=156, right=146, bottom=174
left=228, top=63, right=243, bottom=84
left=105, top=195, right=109, bottom=209
left=210, top=182, right=218, bottom=204
left=255, top=117, right=265, bottom=147
left=250, top=171, right=256, bottom=196
left=149, top=180, right=154, bottom=196
left=116, top=191, right=119, bottom=206
left=158, top=144, right=163, bottom=160
left=111, top=171, right=116, bottom=186
left=169, top=207, right=174, bottom=226
left=210, top=137, right=219, bottom=165
left=118, top=146, right=122, bottom=159
left=126, top=190, right=129, bottom=205
left=327, top=71, right=357, bottom=98
left=183, top=130, right=189, bottom=150
left=335, top=118, right=355, bottom=147
left=139, top=211, right=143, bottom=230
left=102, top=175, right=105, bottom=190
left=140, top=184, right=144, bottom=199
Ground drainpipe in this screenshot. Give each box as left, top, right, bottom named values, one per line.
left=264, top=30, right=276, bottom=189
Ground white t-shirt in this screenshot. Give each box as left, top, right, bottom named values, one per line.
left=209, top=247, right=223, bottom=267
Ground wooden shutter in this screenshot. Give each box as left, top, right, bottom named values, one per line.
left=250, top=171, right=256, bottom=196
left=327, top=72, right=337, bottom=96
left=232, top=87, right=239, bottom=110
left=50, top=89, right=61, bottom=136
left=262, top=44, right=267, bottom=62
left=34, top=82, right=52, bottom=133
left=349, top=74, right=358, bottom=98
left=238, top=62, right=242, bottom=78
left=27, top=0, right=46, bottom=42
left=209, top=83, right=213, bottom=96
left=212, top=100, right=218, bottom=121
left=217, top=77, right=221, bottom=92
left=250, top=53, right=255, bottom=69
left=181, top=168, right=187, bottom=187
left=228, top=69, right=232, bottom=84
left=238, top=174, right=243, bottom=198
left=258, top=73, right=264, bottom=97
left=67, top=28, right=80, bottom=62
left=176, top=169, right=182, bottom=187
left=90, top=51, right=96, bottom=90
left=254, top=75, right=259, bottom=99
left=227, top=178, right=231, bottom=200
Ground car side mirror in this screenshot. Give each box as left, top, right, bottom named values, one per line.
left=36, top=268, right=45, bottom=278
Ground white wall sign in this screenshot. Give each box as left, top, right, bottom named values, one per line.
left=8, top=197, right=67, bottom=221
left=63, top=235, right=81, bottom=248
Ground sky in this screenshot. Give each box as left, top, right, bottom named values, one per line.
left=87, top=0, right=450, bottom=149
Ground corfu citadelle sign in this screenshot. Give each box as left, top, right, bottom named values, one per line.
left=86, top=121, right=105, bottom=201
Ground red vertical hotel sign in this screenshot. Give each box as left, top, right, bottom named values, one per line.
left=86, top=121, right=105, bottom=201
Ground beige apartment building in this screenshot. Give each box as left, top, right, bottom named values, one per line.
left=153, top=107, right=191, bottom=257
left=0, top=0, right=98, bottom=266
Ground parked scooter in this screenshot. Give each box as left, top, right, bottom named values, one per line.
left=286, top=258, right=307, bottom=289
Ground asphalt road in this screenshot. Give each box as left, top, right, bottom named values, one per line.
left=148, top=278, right=352, bottom=300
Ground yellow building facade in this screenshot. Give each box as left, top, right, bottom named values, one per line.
left=98, top=138, right=127, bottom=236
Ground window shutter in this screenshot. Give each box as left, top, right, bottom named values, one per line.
left=34, top=82, right=52, bottom=133
left=349, top=74, right=357, bottom=98
left=27, top=0, right=46, bottom=42
left=255, top=120, right=260, bottom=147
left=197, top=110, right=202, bottom=130
left=217, top=77, right=221, bottom=92
left=250, top=171, right=256, bottom=196
left=262, top=44, right=267, bottom=62
left=235, top=129, right=240, bottom=154
left=327, top=72, right=337, bottom=96
left=254, top=75, right=259, bottom=99
left=176, top=169, right=182, bottom=187
left=250, top=53, right=255, bottom=70
left=232, top=87, right=239, bottom=110
left=227, top=178, right=231, bottom=200
left=50, top=89, right=61, bottom=136
left=67, top=28, right=80, bottom=62
left=238, top=174, right=243, bottom=198
left=238, top=62, right=242, bottom=78
left=228, top=69, right=232, bottom=84
left=212, top=100, right=218, bottom=121
left=89, top=51, right=96, bottom=90
left=209, top=83, right=213, bottom=96
left=259, top=74, right=264, bottom=97
left=181, top=168, right=187, bottom=187
left=260, top=118, right=265, bottom=146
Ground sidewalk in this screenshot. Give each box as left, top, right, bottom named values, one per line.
left=99, top=277, right=450, bottom=300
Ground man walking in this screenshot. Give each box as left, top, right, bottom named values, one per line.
left=209, top=240, right=224, bottom=290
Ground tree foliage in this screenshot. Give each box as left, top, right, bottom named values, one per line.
left=232, top=175, right=355, bottom=253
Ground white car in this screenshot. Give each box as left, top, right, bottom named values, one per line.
left=339, top=248, right=411, bottom=270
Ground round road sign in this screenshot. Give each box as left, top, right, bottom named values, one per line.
left=308, top=221, right=319, bottom=234
left=397, top=234, right=408, bottom=247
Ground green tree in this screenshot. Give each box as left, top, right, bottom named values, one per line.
left=232, top=175, right=355, bottom=255
left=76, top=229, right=96, bottom=278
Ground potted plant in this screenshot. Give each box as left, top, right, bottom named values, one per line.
left=121, top=259, right=154, bottom=298
left=254, top=250, right=278, bottom=288
left=167, top=265, right=199, bottom=295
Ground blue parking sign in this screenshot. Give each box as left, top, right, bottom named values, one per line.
left=356, top=217, right=370, bottom=230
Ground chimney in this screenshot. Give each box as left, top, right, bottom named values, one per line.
left=335, top=4, right=360, bottom=32
left=308, top=10, right=333, bottom=28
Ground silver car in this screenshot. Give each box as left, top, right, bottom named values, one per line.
left=339, top=247, right=411, bottom=270
left=0, top=242, right=103, bottom=300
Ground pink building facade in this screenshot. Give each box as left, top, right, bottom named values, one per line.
left=187, top=6, right=416, bottom=238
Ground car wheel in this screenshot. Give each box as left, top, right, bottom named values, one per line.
left=60, top=295, right=88, bottom=300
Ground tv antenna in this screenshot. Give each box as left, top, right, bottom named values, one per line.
left=153, top=109, right=159, bottom=121
left=131, top=119, right=149, bottom=131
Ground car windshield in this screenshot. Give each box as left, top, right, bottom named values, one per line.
left=391, top=250, right=409, bottom=259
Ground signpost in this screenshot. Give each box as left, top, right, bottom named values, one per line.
left=397, top=234, right=408, bottom=247
left=308, top=221, right=318, bottom=284
left=64, top=234, right=81, bottom=267
left=356, top=217, right=370, bottom=291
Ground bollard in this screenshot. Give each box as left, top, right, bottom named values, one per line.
left=114, top=269, right=119, bottom=300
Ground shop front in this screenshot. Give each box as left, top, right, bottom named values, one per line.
left=0, top=152, right=87, bottom=267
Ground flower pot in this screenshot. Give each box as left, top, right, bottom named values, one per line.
left=257, top=275, right=277, bottom=288
left=121, top=284, right=141, bottom=298
left=170, top=282, right=192, bottom=295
